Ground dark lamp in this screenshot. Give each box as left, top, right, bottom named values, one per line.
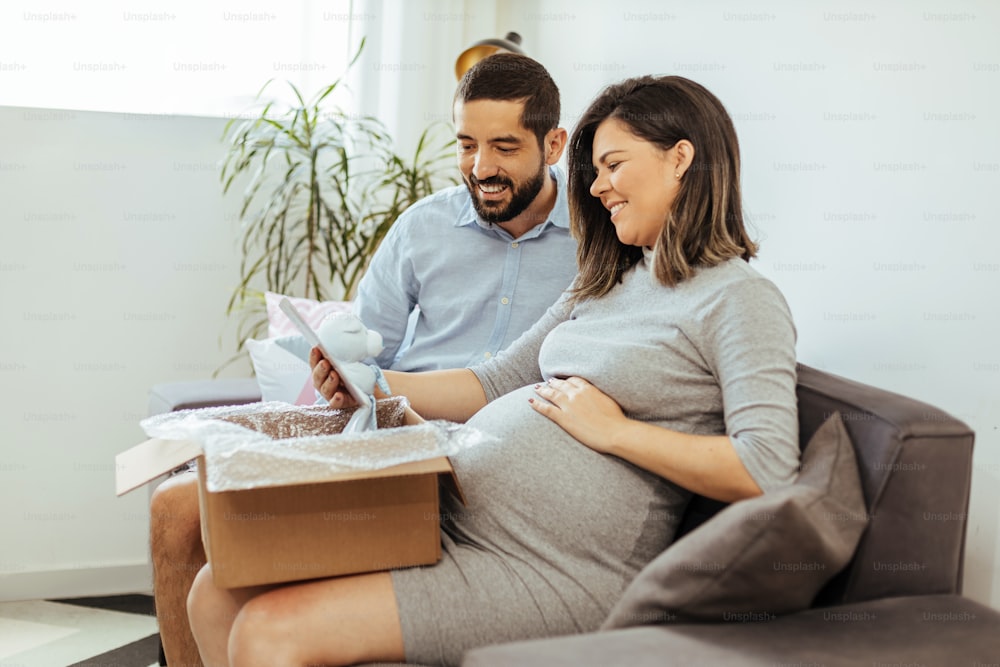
left=454, top=31, right=524, bottom=80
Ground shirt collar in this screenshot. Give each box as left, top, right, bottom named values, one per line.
left=456, top=165, right=570, bottom=235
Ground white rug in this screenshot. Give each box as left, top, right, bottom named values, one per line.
left=0, top=599, right=158, bottom=667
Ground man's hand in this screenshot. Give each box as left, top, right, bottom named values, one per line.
left=310, top=347, right=361, bottom=408
left=529, top=376, right=631, bottom=454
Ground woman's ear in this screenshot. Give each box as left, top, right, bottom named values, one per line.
left=672, top=139, right=696, bottom=179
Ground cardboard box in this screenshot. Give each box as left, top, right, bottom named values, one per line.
left=116, top=410, right=465, bottom=588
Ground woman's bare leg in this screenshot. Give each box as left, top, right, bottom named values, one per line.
left=186, top=566, right=272, bottom=667
left=187, top=565, right=404, bottom=667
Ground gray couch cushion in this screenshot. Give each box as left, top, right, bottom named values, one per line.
left=464, top=595, right=1000, bottom=666
left=602, top=412, right=867, bottom=628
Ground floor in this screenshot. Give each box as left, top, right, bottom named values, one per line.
left=0, top=594, right=161, bottom=667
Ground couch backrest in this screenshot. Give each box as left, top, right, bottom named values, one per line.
left=795, top=364, right=975, bottom=604
left=676, top=363, right=975, bottom=605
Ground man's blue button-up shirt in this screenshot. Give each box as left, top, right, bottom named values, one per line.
left=354, top=166, right=578, bottom=372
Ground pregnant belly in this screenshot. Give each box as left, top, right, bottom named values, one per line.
left=449, top=385, right=675, bottom=560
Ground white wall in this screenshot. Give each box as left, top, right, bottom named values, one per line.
left=499, top=0, right=999, bottom=606
left=0, top=108, right=248, bottom=600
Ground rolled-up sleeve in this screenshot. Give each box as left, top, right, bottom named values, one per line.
left=700, top=278, right=800, bottom=492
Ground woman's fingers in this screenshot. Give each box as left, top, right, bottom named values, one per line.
left=530, top=376, right=627, bottom=454
left=535, top=376, right=590, bottom=403
left=310, top=346, right=346, bottom=404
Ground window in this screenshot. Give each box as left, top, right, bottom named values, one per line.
left=0, top=0, right=359, bottom=117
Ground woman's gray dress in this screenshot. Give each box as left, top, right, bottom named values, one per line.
left=390, top=252, right=800, bottom=665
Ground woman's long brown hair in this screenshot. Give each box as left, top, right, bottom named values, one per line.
left=567, top=75, right=757, bottom=301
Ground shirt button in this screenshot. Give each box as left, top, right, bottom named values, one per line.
left=500, top=297, right=510, bottom=305
left=511, top=242, right=519, bottom=248
left=484, top=351, right=492, bottom=358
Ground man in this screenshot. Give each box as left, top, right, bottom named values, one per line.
left=150, top=52, right=577, bottom=666
left=354, top=53, right=575, bottom=373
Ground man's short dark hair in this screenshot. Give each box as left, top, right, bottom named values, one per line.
left=455, top=53, right=561, bottom=148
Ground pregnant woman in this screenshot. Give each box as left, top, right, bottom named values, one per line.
left=187, top=74, right=800, bottom=667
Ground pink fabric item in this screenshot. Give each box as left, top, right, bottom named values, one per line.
left=294, top=377, right=318, bottom=405
left=264, top=292, right=352, bottom=339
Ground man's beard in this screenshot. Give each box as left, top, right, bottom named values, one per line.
left=465, top=163, right=547, bottom=224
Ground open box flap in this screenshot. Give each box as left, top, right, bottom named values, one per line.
left=115, top=438, right=202, bottom=496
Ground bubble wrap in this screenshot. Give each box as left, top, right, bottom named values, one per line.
left=139, top=397, right=495, bottom=492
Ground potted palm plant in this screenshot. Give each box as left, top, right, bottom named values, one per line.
left=218, top=47, right=456, bottom=368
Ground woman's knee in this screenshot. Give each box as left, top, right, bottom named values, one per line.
left=227, top=583, right=389, bottom=667
left=228, top=596, right=302, bottom=667
left=186, top=565, right=219, bottom=631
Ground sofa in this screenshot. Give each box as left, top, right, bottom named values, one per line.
left=149, top=364, right=1000, bottom=666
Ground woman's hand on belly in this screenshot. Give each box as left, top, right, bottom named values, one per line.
left=529, top=377, right=628, bottom=454
left=530, top=376, right=763, bottom=502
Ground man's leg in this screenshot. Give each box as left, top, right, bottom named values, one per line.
left=187, top=565, right=404, bottom=667
left=150, top=473, right=204, bottom=667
